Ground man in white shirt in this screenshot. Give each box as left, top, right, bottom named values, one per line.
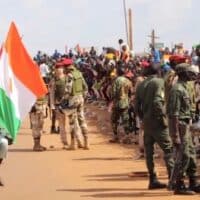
left=39, top=61, right=50, bottom=84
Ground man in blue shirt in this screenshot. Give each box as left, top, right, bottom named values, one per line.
left=151, top=46, right=161, bottom=64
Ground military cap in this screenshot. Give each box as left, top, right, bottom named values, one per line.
left=36, top=96, right=47, bottom=104
left=176, top=63, right=198, bottom=74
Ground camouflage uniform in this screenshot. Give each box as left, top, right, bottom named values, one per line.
left=134, top=76, right=145, bottom=156
left=30, top=97, right=47, bottom=151
left=164, top=69, right=178, bottom=104
left=63, top=66, right=89, bottom=150
left=135, top=75, right=174, bottom=189
left=49, top=76, right=69, bottom=146
left=110, top=75, right=132, bottom=142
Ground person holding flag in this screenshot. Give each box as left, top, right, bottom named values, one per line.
left=0, top=22, right=47, bottom=147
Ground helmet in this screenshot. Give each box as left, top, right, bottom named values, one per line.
left=176, top=63, right=199, bottom=81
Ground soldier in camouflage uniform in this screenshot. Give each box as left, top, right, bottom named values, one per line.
left=134, top=75, right=145, bottom=158
left=109, top=62, right=132, bottom=143
left=62, top=60, right=89, bottom=150
left=167, top=63, right=200, bottom=195
left=49, top=61, right=84, bottom=149
left=49, top=63, right=69, bottom=148
left=30, top=96, right=47, bottom=151
left=135, top=64, right=174, bottom=190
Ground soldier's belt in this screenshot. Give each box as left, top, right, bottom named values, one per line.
left=55, top=103, right=76, bottom=116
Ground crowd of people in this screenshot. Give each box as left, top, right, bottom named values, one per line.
left=0, top=39, right=200, bottom=196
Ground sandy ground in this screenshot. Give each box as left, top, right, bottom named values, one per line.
left=1, top=104, right=200, bottom=200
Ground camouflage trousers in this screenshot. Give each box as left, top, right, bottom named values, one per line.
left=56, top=111, right=68, bottom=144
left=58, top=95, right=88, bottom=144
left=111, top=107, right=130, bottom=136
left=66, top=95, right=88, bottom=139
left=30, top=112, right=45, bottom=139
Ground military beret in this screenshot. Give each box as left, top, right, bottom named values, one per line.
left=55, top=58, right=73, bottom=68
left=169, top=55, right=187, bottom=64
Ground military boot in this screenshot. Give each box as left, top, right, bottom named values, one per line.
left=67, top=137, right=76, bottom=151
left=109, top=135, right=120, bottom=143
left=122, top=134, right=132, bottom=144
left=33, top=138, right=46, bottom=152
left=189, top=176, right=200, bottom=193
left=148, top=173, right=167, bottom=190
left=83, top=136, right=89, bottom=150
left=77, top=138, right=83, bottom=148
left=50, top=125, right=58, bottom=134
left=62, top=141, right=69, bottom=149
left=174, top=180, right=195, bottom=195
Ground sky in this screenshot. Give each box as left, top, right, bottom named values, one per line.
left=0, top=0, right=199, bottom=55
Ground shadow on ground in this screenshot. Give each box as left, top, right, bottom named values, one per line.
left=73, top=157, right=133, bottom=161
left=81, top=191, right=172, bottom=198
left=9, top=148, right=64, bottom=153
left=57, top=187, right=172, bottom=198
left=57, top=188, right=141, bottom=192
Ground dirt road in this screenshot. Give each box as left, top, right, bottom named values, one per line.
left=1, top=104, right=200, bottom=200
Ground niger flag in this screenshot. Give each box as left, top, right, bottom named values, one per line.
left=0, top=22, right=47, bottom=140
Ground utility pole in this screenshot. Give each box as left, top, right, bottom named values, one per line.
left=148, top=29, right=159, bottom=48
left=128, top=8, right=133, bottom=50
left=123, top=0, right=129, bottom=44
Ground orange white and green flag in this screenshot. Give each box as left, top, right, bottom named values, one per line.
left=0, top=22, right=47, bottom=140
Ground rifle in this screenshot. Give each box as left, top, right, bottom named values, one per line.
left=168, top=144, right=183, bottom=190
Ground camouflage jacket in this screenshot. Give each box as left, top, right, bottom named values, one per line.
left=111, top=76, right=132, bottom=109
